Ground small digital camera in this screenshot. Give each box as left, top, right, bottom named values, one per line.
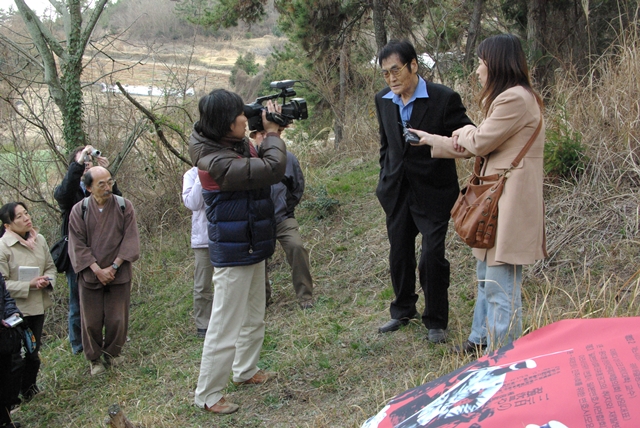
left=4, top=313, right=23, bottom=327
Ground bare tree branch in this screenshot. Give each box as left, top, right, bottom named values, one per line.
left=12, top=0, right=65, bottom=106
left=110, top=119, right=147, bottom=176
left=115, top=82, right=191, bottom=166
left=13, top=0, right=65, bottom=57
left=80, top=0, right=110, bottom=53
left=0, top=33, right=44, bottom=70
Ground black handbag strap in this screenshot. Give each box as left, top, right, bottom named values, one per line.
left=473, top=117, right=543, bottom=180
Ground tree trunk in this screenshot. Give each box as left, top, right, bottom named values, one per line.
left=12, top=0, right=109, bottom=153
left=61, top=63, right=87, bottom=150
left=464, top=0, right=484, bottom=70
left=527, top=0, right=549, bottom=87
left=372, top=0, right=388, bottom=53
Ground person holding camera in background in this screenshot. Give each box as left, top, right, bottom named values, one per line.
left=190, top=89, right=287, bottom=415
left=182, top=167, right=214, bottom=338
left=251, top=129, right=314, bottom=309
left=53, top=146, right=122, bottom=355
left=374, top=40, right=473, bottom=342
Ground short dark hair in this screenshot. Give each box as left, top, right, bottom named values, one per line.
left=194, top=89, right=244, bottom=141
left=68, top=146, right=85, bottom=166
left=0, top=202, right=28, bottom=237
left=378, top=39, right=418, bottom=68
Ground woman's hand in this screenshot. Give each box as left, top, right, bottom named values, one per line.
left=451, top=128, right=469, bottom=153
left=262, top=100, right=282, bottom=134
left=408, top=129, right=438, bottom=146
left=29, top=276, right=51, bottom=289
left=451, top=135, right=465, bottom=153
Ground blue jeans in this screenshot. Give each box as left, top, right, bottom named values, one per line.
left=66, top=270, right=83, bottom=354
left=468, top=260, right=523, bottom=351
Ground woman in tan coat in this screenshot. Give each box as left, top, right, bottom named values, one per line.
left=410, top=34, right=546, bottom=353
left=0, top=202, right=55, bottom=401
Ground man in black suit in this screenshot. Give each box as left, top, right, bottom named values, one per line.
left=375, top=40, right=473, bottom=342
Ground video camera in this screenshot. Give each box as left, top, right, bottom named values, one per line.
left=244, top=80, right=308, bottom=132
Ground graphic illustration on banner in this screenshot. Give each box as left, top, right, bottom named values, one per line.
left=362, top=317, right=640, bottom=427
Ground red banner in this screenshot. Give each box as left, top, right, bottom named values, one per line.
left=363, top=317, right=640, bottom=428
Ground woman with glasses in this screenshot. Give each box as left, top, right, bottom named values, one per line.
left=410, top=34, right=546, bottom=353
left=0, top=202, right=56, bottom=402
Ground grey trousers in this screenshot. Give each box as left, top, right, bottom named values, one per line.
left=265, top=218, right=313, bottom=303
left=193, top=248, right=214, bottom=330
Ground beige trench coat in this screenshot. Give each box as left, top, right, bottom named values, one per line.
left=430, top=85, right=547, bottom=266
left=0, top=232, right=55, bottom=316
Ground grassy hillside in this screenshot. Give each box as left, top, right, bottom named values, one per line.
left=15, top=142, right=639, bottom=427
left=9, top=27, right=640, bottom=428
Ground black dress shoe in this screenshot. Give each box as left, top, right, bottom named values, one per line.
left=378, top=312, right=420, bottom=333
left=452, top=340, right=487, bottom=355
left=427, top=328, right=447, bottom=344
left=378, top=318, right=408, bottom=333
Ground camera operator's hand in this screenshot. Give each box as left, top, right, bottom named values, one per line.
left=262, top=100, right=282, bottom=134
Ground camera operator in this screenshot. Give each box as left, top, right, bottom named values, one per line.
left=53, top=145, right=121, bottom=355
left=189, top=89, right=286, bottom=415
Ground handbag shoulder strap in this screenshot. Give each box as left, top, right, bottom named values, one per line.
left=510, top=117, right=543, bottom=168
left=473, top=117, right=543, bottom=178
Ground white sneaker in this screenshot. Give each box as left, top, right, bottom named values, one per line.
left=90, top=360, right=106, bottom=376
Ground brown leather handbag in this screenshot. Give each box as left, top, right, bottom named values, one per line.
left=451, top=119, right=543, bottom=249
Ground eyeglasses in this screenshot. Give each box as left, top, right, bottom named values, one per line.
left=96, top=178, right=115, bottom=189
left=381, top=62, right=408, bottom=79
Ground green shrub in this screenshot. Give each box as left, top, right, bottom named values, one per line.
left=300, top=185, right=339, bottom=219
left=544, top=107, right=587, bottom=180
left=230, top=52, right=259, bottom=85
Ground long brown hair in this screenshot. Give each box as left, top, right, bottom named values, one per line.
left=476, top=34, right=542, bottom=117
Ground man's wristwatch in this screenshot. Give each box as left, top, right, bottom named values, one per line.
left=112, top=262, right=119, bottom=270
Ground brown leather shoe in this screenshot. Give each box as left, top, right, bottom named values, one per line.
left=203, top=397, right=239, bottom=414
left=233, top=369, right=275, bottom=386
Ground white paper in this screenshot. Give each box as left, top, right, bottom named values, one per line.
left=18, top=266, right=40, bottom=282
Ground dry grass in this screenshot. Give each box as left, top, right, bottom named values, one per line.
left=8, top=31, right=640, bottom=428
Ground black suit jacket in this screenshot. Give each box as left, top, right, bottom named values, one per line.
left=375, top=81, right=474, bottom=222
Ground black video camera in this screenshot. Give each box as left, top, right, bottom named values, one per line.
left=244, top=80, right=308, bottom=132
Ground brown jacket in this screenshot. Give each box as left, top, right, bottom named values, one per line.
left=431, top=85, right=547, bottom=266
left=188, top=131, right=286, bottom=192
left=68, top=195, right=140, bottom=289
